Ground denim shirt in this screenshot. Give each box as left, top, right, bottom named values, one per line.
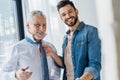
left=62, top=22, right=101, bottom=80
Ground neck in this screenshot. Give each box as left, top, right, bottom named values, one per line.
left=69, top=20, right=80, bottom=32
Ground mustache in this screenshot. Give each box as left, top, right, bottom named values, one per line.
left=33, top=33, right=47, bottom=40
left=37, top=30, right=44, bottom=34
left=29, top=31, right=46, bottom=36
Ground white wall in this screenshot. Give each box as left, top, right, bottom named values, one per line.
left=74, top=0, right=98, bottom=27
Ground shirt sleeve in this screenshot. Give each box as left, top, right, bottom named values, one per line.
left=0, top=71, right=17, bottom=80
left=0, top=46, right=19, bottom=80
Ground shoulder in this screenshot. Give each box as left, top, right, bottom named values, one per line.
left=79, top=24, right=98, bottom=37
left=11, top=39, right=28, bottom=48
left=77, top=22, right=98, bottom=35
left=9, top=39, right=30, bottom=53
left=84, top=23, right=98, bottom=32
left=42, top=40, right=54, bottom=47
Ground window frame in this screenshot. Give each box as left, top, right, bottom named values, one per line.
left=15, top=0, right=24, bottom=40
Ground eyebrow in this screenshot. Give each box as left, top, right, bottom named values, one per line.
left=60, top=8, right=73, bottom=14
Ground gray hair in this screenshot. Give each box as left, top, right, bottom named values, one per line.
left=27, top=10, right=46, bottom=22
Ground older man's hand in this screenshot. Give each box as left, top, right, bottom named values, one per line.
left=15, top=66, right=32, bottom=80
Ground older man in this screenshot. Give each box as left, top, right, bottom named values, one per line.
left=1, top=10, right=61, bottom=80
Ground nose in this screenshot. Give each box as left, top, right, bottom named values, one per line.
left=39, top=28, right=44, bottom=33
left=38, top=25, right=46, bottom=32
left=66, top=13, right=70, bottom=19
left=39, top=26, right=43, bottom=31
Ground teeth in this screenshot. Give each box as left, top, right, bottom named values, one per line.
left=68, top=18, right=72, bottom=21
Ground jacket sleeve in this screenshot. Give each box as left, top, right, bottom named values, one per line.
left=84, top=27, right=101, bottom=79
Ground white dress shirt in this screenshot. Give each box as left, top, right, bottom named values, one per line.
left=0, top=33, right=60, bottom=80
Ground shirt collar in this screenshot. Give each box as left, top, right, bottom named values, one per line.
left=25, top=32, right=42, bottom=45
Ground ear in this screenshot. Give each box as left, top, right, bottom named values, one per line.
left=75, top=9, right=79, bottom=15
left=26, top=22, right=29, bottom=30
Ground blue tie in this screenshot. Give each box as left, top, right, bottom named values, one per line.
left=25, top=37, right=49, bottom=80
left=39, top=42, right=49, bottom=80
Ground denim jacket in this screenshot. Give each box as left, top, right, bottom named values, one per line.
left=62, top=22, right=101, bottom=80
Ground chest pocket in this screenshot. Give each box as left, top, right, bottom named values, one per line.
left=75, top=40, right=86, bottom=46
left=73, top=31, right=87, bottom=46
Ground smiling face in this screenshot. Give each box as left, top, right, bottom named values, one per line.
left=26, top=14, right=46, bottom=42
left=59, top=4, right=78, bottom=27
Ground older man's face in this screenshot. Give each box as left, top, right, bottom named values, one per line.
left=27, top=14, right=46, bottom=41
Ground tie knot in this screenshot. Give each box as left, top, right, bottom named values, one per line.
left=38, top=41, right=42, bottom=47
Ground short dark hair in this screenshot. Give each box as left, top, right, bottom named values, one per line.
left=57, top=0, right=76, bottom=11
